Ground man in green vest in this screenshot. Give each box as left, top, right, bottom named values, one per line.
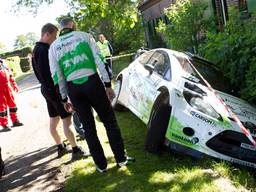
left=96, top=34, right=113, bottom=79
left=49, top=18, right=135, bottom=173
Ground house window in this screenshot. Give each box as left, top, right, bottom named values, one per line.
left=239, top=0, right=248, bottom=12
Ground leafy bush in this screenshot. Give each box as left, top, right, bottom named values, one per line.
left=19, top=57, right=31, bottom=72
left=200, top=8, right=256, bottom=102
left=157, top=0, right=215, bottom=53
left=0, top=47, right=32, bottom=58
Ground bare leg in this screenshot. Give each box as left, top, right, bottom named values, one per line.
left=62, top=116, right=77, bottom=147
left=49, top=117, right=61, bottom=145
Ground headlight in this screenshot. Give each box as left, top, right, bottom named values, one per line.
left=183, top=90, right=221, bottom=120
left=190, top=97, right=220, bottom=119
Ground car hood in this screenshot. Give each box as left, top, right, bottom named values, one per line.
left=217, top=91, right=256, bottom=124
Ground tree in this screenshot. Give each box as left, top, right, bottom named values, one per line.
left=157, top=0, right=214, bottom=53
left=64, top=0, right=144, bottom=53
left=13, top=0, right=145, bottom=53
left=200, top=8, right=256, bottom=102
left=13, top=32, right=38, bottom=49
left=13, top=0, right=56, bottom=14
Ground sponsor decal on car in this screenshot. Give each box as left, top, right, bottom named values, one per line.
left=172, top=132, right=199, bottom=145
left=190, top=111, right=217, bottom=127
left=166, top=116, right=200, bottom=148
left=240, top=143, right=256, bottom=151
left=236, top=108, right=256, bottom=121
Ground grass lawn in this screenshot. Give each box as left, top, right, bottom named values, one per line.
left=64, top=55, right=256, bottom=192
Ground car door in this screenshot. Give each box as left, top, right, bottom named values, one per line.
left=128, top=50, right=171, bottom=123
left=127, top=51, right=154, bottom=120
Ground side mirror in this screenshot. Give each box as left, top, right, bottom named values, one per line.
left=144, top=64, right=154, bottom=75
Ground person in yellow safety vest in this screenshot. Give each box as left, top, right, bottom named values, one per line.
left=96, top=34, right=114, bottom=79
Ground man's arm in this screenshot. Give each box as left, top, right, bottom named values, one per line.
left=87, top=34, right=111, bottom=88
left=32, top=48, right=54, bottom=88
left=5, top=65, right=19, bottom=92
left=48, top=45, right=68, bottom=102
left=108, top=41, right=113, bottom=55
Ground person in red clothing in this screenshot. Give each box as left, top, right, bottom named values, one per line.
left=0, top=58, right=23, bottom=131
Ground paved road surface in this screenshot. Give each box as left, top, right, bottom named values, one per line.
left=0, top=73, right=75, bottom=192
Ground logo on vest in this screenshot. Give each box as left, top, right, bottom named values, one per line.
left=63, top=53, right=89, bottom=67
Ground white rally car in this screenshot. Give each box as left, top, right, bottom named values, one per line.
left=112, top=48, right=256, bottom=168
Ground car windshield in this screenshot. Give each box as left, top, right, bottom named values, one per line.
left=175, top=55, right=235, bottom=96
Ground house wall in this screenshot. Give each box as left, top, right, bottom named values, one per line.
left=141, top=0, right=174, bottom=22
left=138, top=0, right=254, bottom=48
left=139, top=0, right=175, bottom=48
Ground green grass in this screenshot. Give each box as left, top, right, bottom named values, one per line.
left=112, top=55, right=133, bottom=78
left=64, top=56, right=256, bottom=192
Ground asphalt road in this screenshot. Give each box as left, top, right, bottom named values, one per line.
left=0, top=74, right=68, bottom=192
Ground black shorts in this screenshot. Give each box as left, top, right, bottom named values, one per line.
left=41, top=86, right=71, bottom=119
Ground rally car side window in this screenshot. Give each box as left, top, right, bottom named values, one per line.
left=147, top=51, right=171, bottom=80
left=138, top=51, right=155, bottom=65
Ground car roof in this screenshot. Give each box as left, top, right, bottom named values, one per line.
left=150, top=48, right=221, bottom=71
left=150, top=48, right=189, bottom=59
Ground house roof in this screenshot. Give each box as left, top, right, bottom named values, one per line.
left=138, top=0, right=163, bottom=11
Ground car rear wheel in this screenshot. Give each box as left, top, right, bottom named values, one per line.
left=111, top=79, right=126, bottom=111
left=145, top=93, right=171, bottom=153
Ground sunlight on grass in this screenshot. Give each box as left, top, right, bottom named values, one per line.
left=212, top=161, right=256, bottom=190
left=105, top=183, right=118, bottom=191
left=117, top=166, right=133, bottom=176
left=148, top=168, right=220, bottom=192
left=212, top=161, right=231, bottom=178
left=149, top=171, right=175, bottom=184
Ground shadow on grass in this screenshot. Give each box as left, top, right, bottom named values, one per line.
left=0, top=146, right=61, bottom=192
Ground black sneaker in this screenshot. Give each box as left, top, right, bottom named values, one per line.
left=0, top=159, right=5, bottom=179
left=12, top=121, right=23, bottom=127
left=57, top=143, right=68, bottom=158
left=95, top=165, right=107, bottom=173
left=117, top=156, right=135, bottom=167
left=1, top=126, right=11, bottom=132
left=71, top=146, right=90, bottom=161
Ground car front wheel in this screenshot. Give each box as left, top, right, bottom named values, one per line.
left=145, top=93, right=171, bottom=153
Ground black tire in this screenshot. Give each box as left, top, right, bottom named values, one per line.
left=145, top=93, right=171, bottom=153
left=111, top=79, right=126, bottom=111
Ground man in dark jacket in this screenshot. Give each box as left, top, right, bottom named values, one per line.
left=32, top=23, right=88, bottom=161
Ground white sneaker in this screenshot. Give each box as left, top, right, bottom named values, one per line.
left=117, top=156, right=135, bottom=167
left=96, top=165, right=107, bottom=173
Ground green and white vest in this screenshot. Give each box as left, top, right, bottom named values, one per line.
left=49, top=30, right=110, bottom=100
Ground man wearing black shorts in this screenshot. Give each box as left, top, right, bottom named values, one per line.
left=32, top=23, right=88, bottom=161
